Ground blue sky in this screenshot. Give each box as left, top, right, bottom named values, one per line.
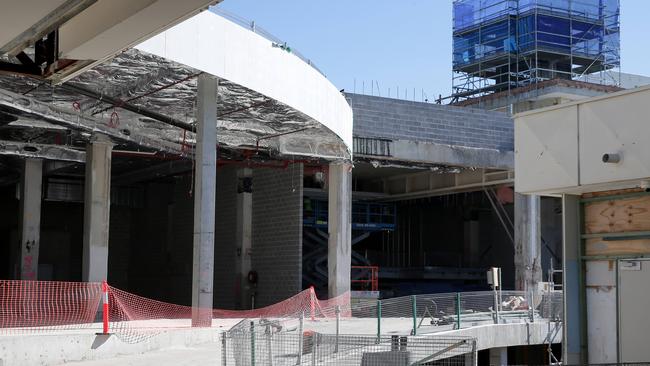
left=217, top=1, right=646, bottom=99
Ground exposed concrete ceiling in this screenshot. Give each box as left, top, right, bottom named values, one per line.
left=0, top=48, right=349, bottom=162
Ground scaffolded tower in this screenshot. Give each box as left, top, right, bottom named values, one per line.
left=451, top=0, right=620, bottom=102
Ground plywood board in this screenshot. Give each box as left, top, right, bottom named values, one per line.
left=584, top=196, right=650, bottom=234
left=586, top=238, right=650, bottom=256
left=582, top=188, right=644, bottom=199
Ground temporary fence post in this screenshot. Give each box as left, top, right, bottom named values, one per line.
left=265, top=325, right=273, bottom=366
left=297, top=312, right=304, bottom=365
left=101, top=280, right=109, bottom=334
left=311, top=334, right=317, bottom=366
left=472, top=339, right=478, bottom=366
left=456, top=292, right=461, bottom=330
left=411, top=295, right=417, bottom=335
left=494, top=289, right=500, bottom=324
left=309, top=286, right=315, bottom=321
left=222, top=332, right=227, bottom=366
left=529, top=289, right=535, bottom=322
left=335, top=305, right=340, bottom=353
left=250, top=321, right=256, bottom=366
left=376, top=299, right=382, bottom=342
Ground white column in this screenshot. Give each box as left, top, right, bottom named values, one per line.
left=489, top=347, right=508, bottom=366
left=82, top=137, right=112, bottom=282
left=514, top=193, right=542, bottom=292
left=328, top=162, right=352, bottom=298
left=235, top=168, right=253, bottom=309
left=191, top=74, right=218, bottom=326
left=19, top=158, right=42, bottom=280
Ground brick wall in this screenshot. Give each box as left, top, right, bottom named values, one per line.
left=251, top=164, right=303, bottom=307
left=347, top=93, right=513, bottom=151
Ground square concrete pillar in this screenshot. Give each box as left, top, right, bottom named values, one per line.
left=489, top=347, right=508, bottom=365
left=328, top=162, right=352, bottom=298
left=19, top=158, right=43, bottom=280
left=191, top=74, right=218, bottom=326
left=82, top=137, right=112, bottom=283
left=514, top=193, right=542, bottom=292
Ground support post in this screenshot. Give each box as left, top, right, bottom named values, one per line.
left=411, top=295, right=417, bottom=335
left=456, top=292, right=461, bottom=329
left=328, top=162, right=352, bottom=298
left=335, top=305, right=340, bottom=353
left=514, top=193, right=542, bottom=292
left=376, top=299, right=382, bottom=341
left=101, top=280, right=109, bottom=334
left=235, top=168, right=253, bottom=310
left=309, top=286, right=316, bottom=320
left=494, top=288, right=500, bottom=324
left=562, top=194, right=583, bottom=364
left=222, top=332, right=228, bottom=365
left=191, top=74, right=218, bottom=327
left=250, top=321, right=256, bottom=366
left=297, top=312, right=304, bottom=365
left=82, top=137, right=112, bottom=283
left=19, top=158, right=42, bottom=280
left=489, top=347, right=508, bottom=366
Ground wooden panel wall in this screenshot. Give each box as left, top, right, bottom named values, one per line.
left=584, top=192, right=650, bottom=256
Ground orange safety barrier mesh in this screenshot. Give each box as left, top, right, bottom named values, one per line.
left=0, top=280, right=351, bottom=343
left=0, top=280, right=102, bottom=333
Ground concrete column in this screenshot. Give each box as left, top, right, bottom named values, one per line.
left=562, top=194, right=583, bottom=364
left=328, top=162, right=352, bottom=298
left=489, top=347, right=508, bottom=366
left=19, top=159, right=42, bottom=280
left=514, top=193, right=542, bottom=291
left=191, top=74, right=217, bottom=326
left=82, top=137, right=112, bottom=282
left=235, top=168, right=253, bottom=309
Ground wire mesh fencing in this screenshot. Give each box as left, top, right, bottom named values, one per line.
left=0, top=279, right=562, bottom=346
left=0, top=280, right=102, bottom=335
left=222, top=323, right=477, bottom=366
left=324, top=290, right=559, bottom=338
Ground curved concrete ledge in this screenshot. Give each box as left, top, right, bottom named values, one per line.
left=435, top=321, right=562, bottom=351
left=136, top=11, right=353, bottom=156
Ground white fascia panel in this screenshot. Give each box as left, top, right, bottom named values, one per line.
left=136, top=11, right=353, bottom=157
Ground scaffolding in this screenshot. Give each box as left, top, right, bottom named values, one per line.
left=451, top=0, right=620, bottom=102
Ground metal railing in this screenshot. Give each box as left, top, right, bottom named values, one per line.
left=210, top=7, right=326, bottom=77
left=221, top=289, right=562, bottom=365
left=222, top=328, right=476, bottom=366
left=342, top=290, right=563, bottom=337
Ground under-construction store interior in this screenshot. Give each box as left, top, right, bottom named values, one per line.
left=304, top=165, right=563, bottom=299
left=452, top=0, right=620, bottom=102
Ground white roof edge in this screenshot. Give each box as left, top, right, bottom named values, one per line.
left=135, top=11, right=353, bottom=157
left=514, top=84, right=650, bottom=119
